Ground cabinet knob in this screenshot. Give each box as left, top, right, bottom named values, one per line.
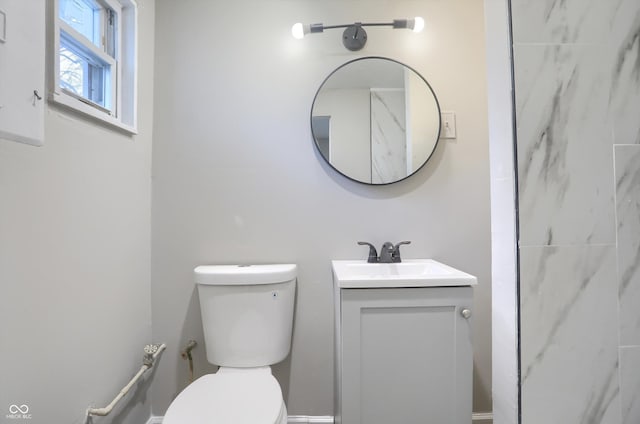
left=461, top=309, right=472, bottom=319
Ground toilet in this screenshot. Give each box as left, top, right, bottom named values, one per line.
left=163, top=264, right=297, bottom=424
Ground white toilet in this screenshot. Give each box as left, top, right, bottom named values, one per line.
left=163, top=264, right=297, bottom=424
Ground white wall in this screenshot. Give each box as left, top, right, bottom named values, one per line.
left=0, top=1, right=155, bottom=423
left=312, top=88, right=371, bottom=182
left=151, top=0, right=491, bottom=416
left=407, top=70, right=440, bottom=173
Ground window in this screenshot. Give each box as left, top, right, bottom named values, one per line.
left=50, top=0, right=138, bottom=133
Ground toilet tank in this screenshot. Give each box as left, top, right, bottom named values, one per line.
left=195, top=264, right=297, bottom=367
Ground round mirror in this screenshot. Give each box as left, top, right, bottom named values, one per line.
left=311, top=57, right=441, bottom=185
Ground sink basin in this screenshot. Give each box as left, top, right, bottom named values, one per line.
left=332, top=259, right=477, bottom=288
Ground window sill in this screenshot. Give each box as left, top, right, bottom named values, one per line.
left=49, top=90, right=137, bottom=135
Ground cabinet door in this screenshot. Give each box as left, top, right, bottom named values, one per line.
left=341, top=287, right=472, bottom=424
left=0, top=0, right=45, bottom=146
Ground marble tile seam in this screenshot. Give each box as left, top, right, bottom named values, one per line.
left=519, top=243, right=617, bottom=248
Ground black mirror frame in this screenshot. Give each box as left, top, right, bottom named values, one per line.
left=310, top=56, right=442, bottom=186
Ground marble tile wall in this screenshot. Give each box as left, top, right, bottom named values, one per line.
left=520, top=246, right=620, bottom=423
left=511, top=0, right=640, bottom=422
left=370, top=90, right=407, bottom=183
left=616, top=146, right=640, bottom=346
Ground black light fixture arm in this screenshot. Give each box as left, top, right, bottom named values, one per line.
left=321, top=22, right=392, bottom=30
left=292, top=17, right=424, bottom=51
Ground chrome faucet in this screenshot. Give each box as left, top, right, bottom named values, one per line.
left=358, top=241, right=411, bottom=263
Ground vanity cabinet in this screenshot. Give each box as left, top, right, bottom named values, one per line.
left=334, top=286, right=473, bottom=424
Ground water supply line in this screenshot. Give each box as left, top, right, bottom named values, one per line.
left=86, top=343, right=166, bottom=420
left=181, top=340, right=197, bottom=383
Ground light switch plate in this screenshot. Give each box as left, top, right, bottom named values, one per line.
left=441, top=111, right=456, bottom=139
left=0, top=10, right=6, bottom=43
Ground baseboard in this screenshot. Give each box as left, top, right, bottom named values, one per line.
left=288, top=413, right=493, bottom=423
left=149, top=412, right=492, bottom=424
left=288, top=416, right=334, bottom=423
left=472, top=411, right=494, bottom=423
left=147, top=416, right=334, bottom=424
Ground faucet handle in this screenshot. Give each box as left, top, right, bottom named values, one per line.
left=357, top=241, right=379, bottom=263
left=391, top=241, right=411, bottom=262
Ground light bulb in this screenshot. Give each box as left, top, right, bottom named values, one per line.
left=413, top=16, right=425, bottom=33
left=292, top=23, right=305, bottom=39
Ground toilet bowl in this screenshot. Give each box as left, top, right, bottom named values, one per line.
left=163, top=367, right=287, bottom=424
left=163, top=264, right=296, bottom=424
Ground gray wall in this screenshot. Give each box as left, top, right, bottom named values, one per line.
left=511, top=0, right=640, bottom=422
left=151, top=0, right=492, bottom=416
left=0, top=1, right=155, bottom=423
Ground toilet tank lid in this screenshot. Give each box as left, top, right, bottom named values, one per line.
left=195, top=264, right=297, bottom=285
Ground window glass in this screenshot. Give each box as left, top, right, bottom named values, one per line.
left=59, top=44, right=84, bottom=96
left=59, top=36, right=108, bottom=107
left=105, top=9, right=117, bottom=58
left=59, top=0, right=101, bottom=47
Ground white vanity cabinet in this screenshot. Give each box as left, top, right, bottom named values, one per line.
left=334, top=285, right=474, bottom=424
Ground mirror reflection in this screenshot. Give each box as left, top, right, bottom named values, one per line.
left=311, top=57, right=441, bottom=185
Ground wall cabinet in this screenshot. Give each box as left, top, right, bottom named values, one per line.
left=335, top=286, right=473, bottom=424
left=0, top=0, right=45, bottom=146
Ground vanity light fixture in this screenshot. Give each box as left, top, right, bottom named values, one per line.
left=291, top=17, right=425, bottom=51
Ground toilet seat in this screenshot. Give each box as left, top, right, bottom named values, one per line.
left=163, top=367, right=286, bottom=424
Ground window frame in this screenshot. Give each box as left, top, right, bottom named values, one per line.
left=48, top=0, right=138, bottom=134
